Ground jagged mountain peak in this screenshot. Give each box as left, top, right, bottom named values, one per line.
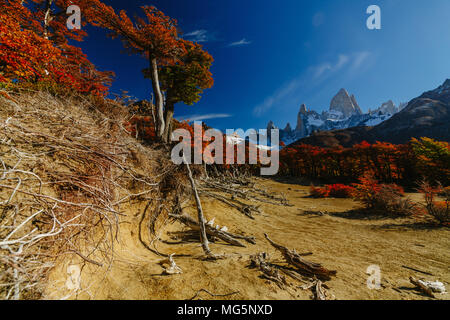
left=292, top=79, right=450, bottom=147
left=284, top=123, right=292, bottom=132
left=350, top=94, right=363, bottom=115
left=330, top=88, right=362, bottom=118
left=299, top=103, right=308, bottom=115
left=265, top=88, right=402, bottom=146
left=434, top=79, right=450, bottom=94
left=374, top=100, right=398, bottom=115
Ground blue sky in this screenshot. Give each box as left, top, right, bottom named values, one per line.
left=81, top=0, right=450, bottom=131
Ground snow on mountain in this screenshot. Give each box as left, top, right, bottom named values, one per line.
left=268, top=88, right=400, bottom=146
left=226, top=133, right=277, bottom=151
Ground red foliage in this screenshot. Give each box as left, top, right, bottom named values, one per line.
left=124, top=116, right=157, bottom=141
left=280, top=139, right=449, bottom=185
left=86, top=2, right=185, bottom=64
left=351, top=173, right=415, bottom=216
left=0, top=0, right=113, bottom=96
left=418, top=181, right=449, bottom=224
left=310, top=184, right=355, bottom=198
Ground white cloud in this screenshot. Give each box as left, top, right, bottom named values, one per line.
left=253, top=79, right=302, bottom=116
left=253, top=52, right=372, bottom=116
left=228, top=38, right=251, bottom=47
left=312, top=54, right=349, bottom=79
left=178, top=113, right=233, bottom=122
left=184, top=30, right=210, bottom=43
left=351, top=51, right=371, bottom=71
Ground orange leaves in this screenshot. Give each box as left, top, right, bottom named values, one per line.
left=0, top=1, right=113, bottom=96
left=86, top=2, right=184, bottom=64
left=310, top=184, right=356, bottom=198
left=0, top=90, right=18, bottom=103
left=0, top=12, right=61, bottom=81
left=124, top=116, right=157, bottom=141
left=280, top=139, right=449, bottom=185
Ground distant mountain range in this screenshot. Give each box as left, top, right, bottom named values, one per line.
left=290, top=79, right=450, bottom=148
left=267, top=88, right=407, bottom=146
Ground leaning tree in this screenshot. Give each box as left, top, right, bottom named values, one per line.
left=87, top=2, right=185, bottom=140
left=155, top=39, right=214, bottom=142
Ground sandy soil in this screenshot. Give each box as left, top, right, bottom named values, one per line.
left=44, top=177, right=450, bottom=300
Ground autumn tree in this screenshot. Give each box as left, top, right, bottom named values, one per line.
left=86, top=2, right=185, bottom=141
left=0, top=0, right=113, bottom=96
left=156, top=40, right=214, bottom=142
left=29, top=0, right=87, bottom=41
left=0, top=10, right=61, bottom=83
left=30, top=0, right=114, bottom=95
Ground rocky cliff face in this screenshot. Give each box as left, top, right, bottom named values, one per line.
left=350, top=94, right=363, bottom=115
left=284, top=123, right=292, bottom=132
left=371, top=100, right=398, bottom=115
left=269, top=88, right=399, bottom=145
left=330, top=88, right=363, bottom=118
left=371, top=79, right=450, bottom=143
left=291, top=79, right=450, bottom=147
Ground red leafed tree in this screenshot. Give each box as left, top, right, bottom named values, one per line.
left=87, top=2, right=185, bottom=141
left=0, top=0, right=113, bottom=96
left=0, top=10, right=61, bottom=83
left=30, top=0, right=114, bottom=95
left=29, top=0, right=87, bottom=41
left=279, top=139, right=448, bottom=186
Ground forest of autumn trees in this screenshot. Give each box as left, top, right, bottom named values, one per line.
left=279, top=137, right=450, bottom=186
left=0, top=0, right=214, bottom=142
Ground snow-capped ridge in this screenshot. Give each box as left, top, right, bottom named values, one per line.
left=267, top=88, right=401, bottom=146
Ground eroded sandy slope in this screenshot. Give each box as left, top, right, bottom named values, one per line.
left=45, top=178, right=450, bottom=300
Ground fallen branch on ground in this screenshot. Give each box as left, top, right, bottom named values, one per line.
left=409, top=277, right=436, bottom=298
left=264, top=234, right=337, bottom=281
left=199, top=190, right=258, bottom=219
left=402, top=265, right=433, bottom=276
left=249, top=253, right=287, bottom=289
left=159, top=254, right=182, bottom=275
left=169, top=213, right=255, bottom=247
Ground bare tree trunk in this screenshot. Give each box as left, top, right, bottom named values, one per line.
left=183, top=155, right=213, bottom=258
left=149, top=55, right=165, bottom=140
left=44, top=0, right=54, bottom=40
left=163, top=100, right=175, bottom=143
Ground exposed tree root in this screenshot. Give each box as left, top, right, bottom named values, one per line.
left=184, top=159, right=215, bottom=260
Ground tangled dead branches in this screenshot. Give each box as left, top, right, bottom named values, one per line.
left=0, top=90, right=160, bottom=299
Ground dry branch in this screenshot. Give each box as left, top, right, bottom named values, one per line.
left=264, top=234, right=336, bottom=281
left=169, top=213, right=255, bottom=247
left=409, top=277, right=436, bottom=298
left=183, top=158, right=214, bottom=258
left=160, top=254, right=182, bottom=275
left=0, top=91, right=161, bottom=299
left=199, top=190, right=257, bottom=219
left=249, top=253, right=287, bottom=289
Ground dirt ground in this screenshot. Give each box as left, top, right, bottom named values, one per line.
left=44, top=177, right=450, bottom=300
